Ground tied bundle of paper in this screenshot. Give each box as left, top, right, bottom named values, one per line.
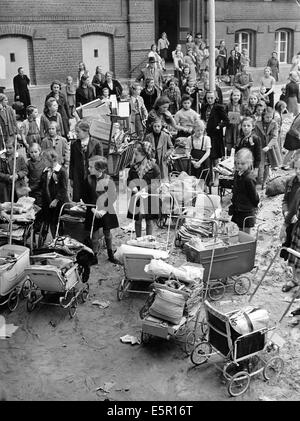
left=127, top=235, right=162, bottom=250
left=176, top=219, right=213, bottom=245
left=214, top=157, right=234, bottom=177
left=187, top=237, right=227, bottom=251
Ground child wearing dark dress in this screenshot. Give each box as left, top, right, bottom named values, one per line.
left=85, top=156, right=119, bottom=263
left=235, top=117, right=261, bottom=177
left=229, top=148, right=260, bottom=233
left=40, top=149, right=68, bottom=237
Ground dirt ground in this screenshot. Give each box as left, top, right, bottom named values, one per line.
left=1, top=170, right=300, bottom=402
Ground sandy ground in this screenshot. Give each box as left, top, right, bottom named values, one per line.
left=1, top=84, right=300, bottom=402
left=1, top=170, right=300, bottom=402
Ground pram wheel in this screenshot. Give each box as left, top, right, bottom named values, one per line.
left=199, top=321, right=208, bottom=337
left=223, top=361, right=240, bottom=380
left=185, top=331, right=196, bottom=356
left=139, top=293, right=155, bottom=319
left=141, top=331, right=151, bottom=344
left=157, top=215, right=167, bottom=228
left=8, top=289, right=19, bottom=312
left=69, top=298, right=77, bottom=318
left=234, top=276, right=252, bottom=295
left=227, top=371, right=250, bottom=397
left=80, top=284, right=89, bottom=303
left=208, top=281, right=226, bottom=301
left=117, top=278, right=128, bottom=301
left=20, top=278, right=33, bottom=299
left=190, top=341, right=212, bottom=366
left=37, top=221, right=49, bottom=249
left=27, top=290, right=37, bottom=313
left=263, top=356, right=284, bottom=381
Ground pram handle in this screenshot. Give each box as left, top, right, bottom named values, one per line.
left=56, top=202, right=97, bottom=241
left=284, top=247, right=300, bottom=260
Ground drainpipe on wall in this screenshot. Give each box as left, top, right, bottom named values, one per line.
left=208, top=0, right=216, bottom=93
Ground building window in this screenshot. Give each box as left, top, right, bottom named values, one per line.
left=10, top=53, right=15, bottom=62
left=235, top=30, right=256, bottom=66
left=236, top=32, right=249, bottom=54
left=94, top=49, right=98, bottom=58
left=275, top=30, right=290, bottom=63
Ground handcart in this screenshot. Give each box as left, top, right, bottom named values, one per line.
left=0, top=244, right=31, bottom=311
left=25, top=253, right=90, bottom=318
left=182, top=215, right=258, bottom=301
left=139, top=274, right=204, bottom=355
left=190, top=300, right=284, bottom=397
left=117, top=193, right=173, bottom=301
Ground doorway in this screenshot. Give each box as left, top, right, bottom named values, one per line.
left=81, top=33, right=112, bottom=75
left=0, top=36, right=30, bottom=89
left=156, top=0, right=179, bottom=61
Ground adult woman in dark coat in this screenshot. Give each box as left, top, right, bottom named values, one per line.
left=285, top=71, right=300, bottom=116
left=69, top=120, right=103, bottom=202
left=146, top=96, right=178, bottom=134
left=85, top=156, right=119, bottom=262
left=140, top=78, right=159, bottom=112
left=13, top=67, right=31, bottom=119
left=92, top=66, right=105, bottom=98
left=76, top=75, right=96, bottom=108
left=45, top=80, right=71, bottom=137
left=127, top=142, right=160, bottom=238
left=201, top=91, right=229, bottom=161
left=101, top=72, right=123, bottom=101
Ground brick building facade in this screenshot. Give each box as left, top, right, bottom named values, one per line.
left=0, top=0, right=299, bottom=90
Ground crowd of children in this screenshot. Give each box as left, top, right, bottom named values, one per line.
left=1, top=32, right=300, bottom=319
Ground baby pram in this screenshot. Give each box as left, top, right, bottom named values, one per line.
left=25, top=250, right=90, bottom=318
left=140, top=272, right=203, bottom=355
left=0, top=244, right=31, bottom=311
left=24, top=203, right=97, bottom=317
left=34, top=202, right=96, bottom=249
left=117, top=193, right=173, bottom=300
left=183, top=215, right=257, bottom=301
left=190, top=300, right=284, bottom=397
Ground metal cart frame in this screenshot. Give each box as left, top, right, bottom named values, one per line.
left=190, top=300, right=284, bottom=397
left=117, top=193, right=173, bottom=301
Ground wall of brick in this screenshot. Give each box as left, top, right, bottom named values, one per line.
left=214, top=0, right=300, bottom=67
left=0, top=0, right=298, bottom=89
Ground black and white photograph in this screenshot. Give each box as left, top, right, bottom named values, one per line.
left=1, top=0, right=300, bottom=405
